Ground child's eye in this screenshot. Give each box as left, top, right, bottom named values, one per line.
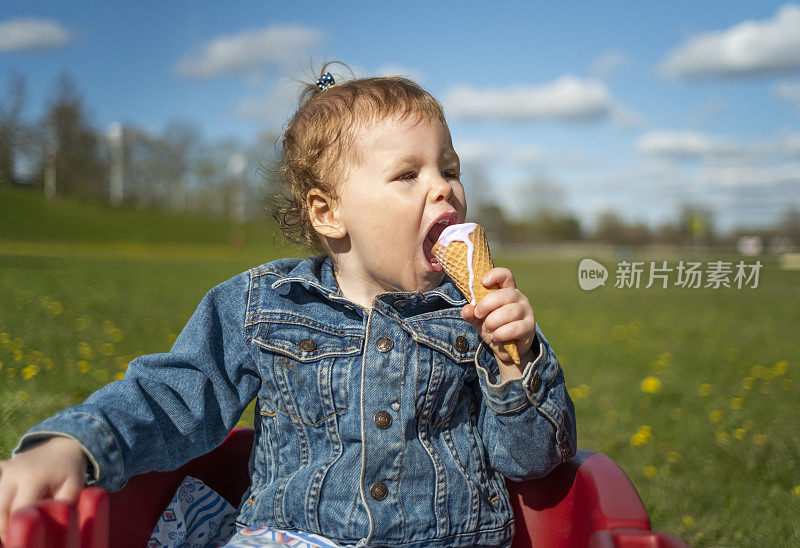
left=443, top=170, right=461, bottom=179
left=397, top=172, right=416, bottom=180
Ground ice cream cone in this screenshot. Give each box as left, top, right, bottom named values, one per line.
left=431, top=223, right=521, bottom=364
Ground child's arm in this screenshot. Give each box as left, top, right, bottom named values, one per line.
left=0, top=436, right=88, bottom=542
left=7, top=271, right=261, bottom=493
left=462, top=267, right=577, bottom=481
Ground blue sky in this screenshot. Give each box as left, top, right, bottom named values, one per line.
left=2, top=0, right=800, bottom=233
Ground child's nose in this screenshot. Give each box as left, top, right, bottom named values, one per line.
left=429, top=174, right=452, bottom=202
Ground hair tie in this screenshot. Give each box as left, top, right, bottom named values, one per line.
left=316, top=72, right=335, bottom=92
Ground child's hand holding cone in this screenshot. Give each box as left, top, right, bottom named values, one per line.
left=431, top=223, right=537, bottom=376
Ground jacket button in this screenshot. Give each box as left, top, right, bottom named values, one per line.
left=531, top=371, right=542, bottom=393
left=454, top=336, right=469, bottom=354
left=298, top=338, right=317, bottom=351
left=373, top=410, right=392, bottom=429
left=375, top=336, right=394, bottom=352
left=370, top=481, right=388, bottom=500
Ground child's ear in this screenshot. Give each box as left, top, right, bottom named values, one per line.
left=307, top=188, right=346, bottom=239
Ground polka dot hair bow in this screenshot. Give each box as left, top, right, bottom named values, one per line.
left=316, top=72, right=335, bottom=91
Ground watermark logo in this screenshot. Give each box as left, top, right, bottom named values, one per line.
left=577, top=258, right=762, bottom=290
left=578, top=258, right=608, bottom=290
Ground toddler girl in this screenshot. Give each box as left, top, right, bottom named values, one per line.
left=0, top=63, right=576, bottom=547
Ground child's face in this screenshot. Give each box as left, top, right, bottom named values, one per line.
left=332, top=113, right=467, bottom=298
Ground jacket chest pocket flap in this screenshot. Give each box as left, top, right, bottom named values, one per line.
left=409, top=318, right=479, bottom=425
left=252, top=321, right=362, bottom=426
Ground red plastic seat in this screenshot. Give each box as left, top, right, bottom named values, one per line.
left=3, top=427, right=688, bottom=548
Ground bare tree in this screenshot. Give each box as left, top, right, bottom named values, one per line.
left=39, top=73, right=107, bottom=198
left=0, top=71, right=27, bottom=186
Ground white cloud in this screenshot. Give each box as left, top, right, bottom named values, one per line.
left=442, top=75, right=613, bottom=122
left=0, top=17, right=72, bottom=52
left=695, top=162, right=800, bottom=187
left=661, top=4, right=800, bottom=78
left=637, top=129, right=800, bottom=161
left=774, top=81, right=800, bottom=109
left=636, top=130, right=745, bottom=158
left=176, top=25, right=324, bottom=79
left=591, top=50, right=627, bottom=79
left=376, top=64, right=425, bottom=84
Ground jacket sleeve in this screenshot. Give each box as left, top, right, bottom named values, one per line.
left=12, top=270, right=262, bottom=492
left=470, top=324, right=576, bottom=481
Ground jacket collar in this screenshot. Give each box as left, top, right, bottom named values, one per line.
left=270, top=255, right=467, bottom=308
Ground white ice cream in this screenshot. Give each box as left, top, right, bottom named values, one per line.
left=437, top=222, right=478, bottom=305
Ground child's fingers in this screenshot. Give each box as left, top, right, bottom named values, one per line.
left=9, top=481, right=48, bottom=519
left=481, top=267, right=516, bottom=290
left=53, top=475, right=83, bottom=503
left=489, top=319, right=535, bottom=346
left=474, top=288, right=527, bottom=320
left=480, top=302, right=528, bottom=333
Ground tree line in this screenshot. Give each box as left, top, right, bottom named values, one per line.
left=0, top=71, right=282, bottom=223
left=1, top=70, right=797, bottom=250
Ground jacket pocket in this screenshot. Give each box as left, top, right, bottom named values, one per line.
left=412, top=324, right=479, bottom=425
left=252, top=321, right=361, bottom=426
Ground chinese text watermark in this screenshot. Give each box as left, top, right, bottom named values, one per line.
left=578, top=259, right=762, bottom=290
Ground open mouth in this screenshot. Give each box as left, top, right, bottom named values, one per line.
left=423, top=212, right=458, bottom=270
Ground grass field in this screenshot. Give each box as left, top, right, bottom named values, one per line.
left=1, top=187, right=798, bottom=546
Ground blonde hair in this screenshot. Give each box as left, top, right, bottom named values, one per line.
left=272, top=61, right=448, bottom=252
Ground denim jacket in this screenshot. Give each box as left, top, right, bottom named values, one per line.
left=15, top=255, right=576, bottom=548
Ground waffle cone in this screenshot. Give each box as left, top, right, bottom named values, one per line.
left=431, top=225, right=520, bottom=364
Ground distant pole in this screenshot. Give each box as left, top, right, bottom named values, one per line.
left=228, top=153, right=246, bottom=225
left=108, top=122, right=124, bottom=207
left=44, top=122, right=56, bottom=199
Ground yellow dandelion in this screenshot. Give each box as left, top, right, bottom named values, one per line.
left=697, top=383, right=713, bottom=397
left=742, top=377, right=754, bottom=390
left=641, top=376, right=662, bottom=394
left=730, top=397, right=743, bottom=410
left=669, top=407, right=684, bottom=420
left=48, top=301, right=63, bottom=316
left=0, top=332, right=8, bottom=344
left=793, top=486, right=800, bottom=497
left=612, top=325, right=627, bottom=341
left=109, top=328, right=124, bottom=342
left=630, top=425, right=652, bottom=447
left=114, top=371, right=125, bottom=381
left=716, top=431, right=729, bottom=444
left=78, top=342, right=93, bottom=359
left=753, top=434, right=767, bottom=446
left=733, top=428, right=747, bottom=440
left=13, top=349, right=23, bottom=362
left=101, top=343, right=115, bottom=357
left=682, top=516, right=695, bottom=527
left=773, top=360, right=788, bottom=376
left=743, top=419, right=755, bottom=430
left=666, top=451, right=681, bottom=464
left=749, top=365, right=766, bottom=379
left=78, top=360, right=90, bottom=373
left=44, top=358, right=54, bottom=370
left=7, top=367, right=16, bottom=378
left=21, top=365, right=39, bottom=380
left=570, top=384, right=591, bottom=400
left=643, top=465, right=657, bottom=478
left=709, top=410, right=723, bottom=423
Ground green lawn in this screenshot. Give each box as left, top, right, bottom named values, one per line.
left=1, top=187, right=798, bottom=546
